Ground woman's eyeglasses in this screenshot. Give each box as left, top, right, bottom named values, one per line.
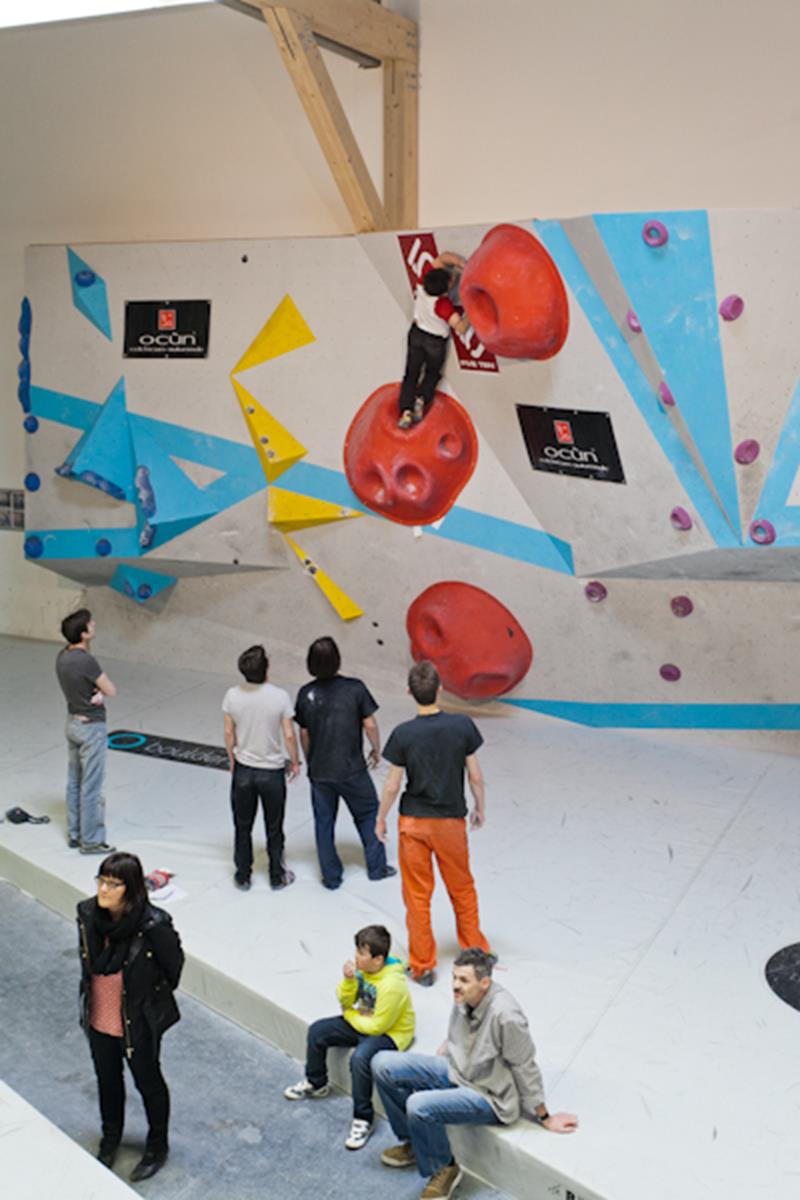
left=95, top=876, right=125, bottom=890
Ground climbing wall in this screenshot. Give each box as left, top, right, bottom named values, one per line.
left=18, top=213, right=800, bottom=728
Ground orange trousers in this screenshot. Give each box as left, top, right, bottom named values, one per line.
left=398, top=815, right=489, bottom=976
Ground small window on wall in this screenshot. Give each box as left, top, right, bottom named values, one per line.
left=0, top=489, right=24, bottom=530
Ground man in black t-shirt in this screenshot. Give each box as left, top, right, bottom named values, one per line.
left=377, top=660, right=490, bottom=985
left=295, top=637, right=396, bottom=890
left=55, top=608, right=116, bottom=854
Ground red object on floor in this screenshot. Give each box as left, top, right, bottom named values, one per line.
left=343, top=382, right=478, bottom=526
left=407, top=581, right=533, bottom=699
left=460, top=223, right=569, bottom=359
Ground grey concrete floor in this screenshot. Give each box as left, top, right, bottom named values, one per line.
left=0, top=882, right=508, bottom=1200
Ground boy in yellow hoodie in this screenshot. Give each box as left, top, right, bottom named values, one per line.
left=284, top=924, right=415, bottom=1150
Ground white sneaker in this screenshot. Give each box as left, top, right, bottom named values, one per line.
left=344, top=1119, right=373, bottom=1150
left=283, top=1079, right=330, bottom=1101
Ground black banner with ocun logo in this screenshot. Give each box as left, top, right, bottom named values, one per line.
left=124, top=300, right=210, bottom=358
left=516, top=404, right=625, bottom=484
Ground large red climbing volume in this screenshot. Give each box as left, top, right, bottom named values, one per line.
left=460, top=223, right=569, bottom=359
left=344, top=382, right=478, bottom=527
left=407, top=581, right=533, bottom=700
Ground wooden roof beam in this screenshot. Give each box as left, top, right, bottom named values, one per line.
left=242, top=0, right=418, bottom=65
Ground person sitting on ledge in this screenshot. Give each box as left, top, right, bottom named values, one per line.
left=371, top=947, right=578, bottom=1200
left=284, top=923, right=415, bottom=1153
left=398, top=252, right=469, bottom=429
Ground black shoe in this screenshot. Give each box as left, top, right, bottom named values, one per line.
left=271, top=869, right=296, bottom=891
left=130, top=1150, right=168, bottom=1182
left=406, top=967, right=436, bottom=987
left=234, top=875, right=251, bottom=891
left=97, top=1140, right=119, bottom=1169
left=68, top=837, right=80, bottom=849
left=369, top=865, right=398, bottom=880
left=322, top=878, right=342, bottom=890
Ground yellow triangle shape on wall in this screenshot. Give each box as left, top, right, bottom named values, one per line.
left=233, top=294, right=315, bottom=375
left=269, top=488, right=363, bottom=533
left=285, top=536, right=363, bottom=622
left=231, top=378, right=307, bottom=483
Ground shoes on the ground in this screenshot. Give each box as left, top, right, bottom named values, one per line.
left=67, top=837, right=80, bottom=849
left=129, top=1150, right=168, bottom=1182
left=283, top=1078, right=330, bottom=1101
left=397, top=410, right=413, bottom=429
left=80, top=842, right=116, bottom=855
left=97, top=1140, right=119, bottom=1169
left=344, top=1118, right=373, bottom=1150
left=234, top=875, right=251, bottom=891
left=421, top=1161, right=463, bottom=1199
left=406, top=967, right=436, bottom=987
left=322, top=879, right=342, bottom=890
left=369, top=865, right=398, bottom=880
left=271, top=869, right=296, bottom=890
left=381, top=1142, right=417, bottom=1168
left=412, top=397, right=425, bottom=423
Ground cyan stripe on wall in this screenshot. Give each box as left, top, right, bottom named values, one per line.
left=503, top=698, right=800, bottom=729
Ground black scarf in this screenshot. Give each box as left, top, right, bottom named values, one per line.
left=89, top=898, right=146, bottom=975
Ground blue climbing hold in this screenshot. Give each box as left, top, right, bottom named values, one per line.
left=25, top=536, right=43, bottom=559
left=23, top=415, right=39, bottom=433
left=18, top=383, right=31, bottom=412
left=74, top=268, right=96, bottom=288
left=137, top=583, right=153, bottom=600
left=18, top=298, right=31, bottom=337
left=24, top=472, right=41, bottom=492
left=96, top=538, right=112, bottom=557
left=18, top=360, right=30, bottom=383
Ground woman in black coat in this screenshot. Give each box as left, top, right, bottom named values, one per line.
left=77, top=851, right=184, bottom=1181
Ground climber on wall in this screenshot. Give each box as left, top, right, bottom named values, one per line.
left=397, top=251, right=470, bottom=429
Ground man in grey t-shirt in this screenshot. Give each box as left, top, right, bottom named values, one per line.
left=55, top=608, right=116, bottom=853
left=222, top=645, right=300, bottom=891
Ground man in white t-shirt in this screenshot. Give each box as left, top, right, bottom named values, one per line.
left=222, top=645, right=300, bottom=891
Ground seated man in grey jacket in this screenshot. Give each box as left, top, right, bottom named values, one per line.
left=371, top=948, right=578, bottom=1200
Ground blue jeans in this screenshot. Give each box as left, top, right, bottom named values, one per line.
left=306, top=1016, right=395, bottom=1121
left=372, top=1051, right=499, bottom=1178
left=310, top=770, right=387, bottom=887
left=66, top=718, right=107, bottom=845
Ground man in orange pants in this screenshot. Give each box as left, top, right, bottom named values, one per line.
left=376, top=660, right=490, bottom=987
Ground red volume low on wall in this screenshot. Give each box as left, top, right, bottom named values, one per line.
left=407, top=581, right=533, bottom=700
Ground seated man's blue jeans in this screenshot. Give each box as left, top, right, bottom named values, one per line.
left=310, top=769, right=387, bottom=887
left=372, top=1050, right=499, bottom=1179
left=305, top=1015, right=395, bottom=1122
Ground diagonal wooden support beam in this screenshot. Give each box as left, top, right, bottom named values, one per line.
left=262, top=4, right=389, bottom=232
left=242, top=0, right=418, bottom=65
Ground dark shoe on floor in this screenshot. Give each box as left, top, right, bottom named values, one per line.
left=97, top=1140, right=119, bottom=1169
left=234, top=875, right=251, bottom=891
left=407, top=968, right=436, bottom=987
left=130, top=1150, right=168, bottom=1182
left=322, top=879, right=342, bottom=890
left=68, top=836, right=80, bottom=849
left=271, top=869, right=296, bottom=891
left=80, top=842, right=116, bottom=855
left=369, top=865, right=398, bottom=880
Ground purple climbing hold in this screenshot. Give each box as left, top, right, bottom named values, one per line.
left=658, top=382, right=676, bottom=408
left=96, top=538, right=112, bottom=557
left=642, top=220, right=668, bottom=248
left=123, top=581, right=135, bottom=597
left=734, top=439, right=760, bottom=465
left=670, top=506, right=692, bottom=531
left=670, top=595, right=694, bottom=618
left=719, top=294, right=744, bottom=322
left=660, top=663, right=681, bottom=682
left=626, top=310, right=641, bottom=333
left=584, top=581, right=608, bottom=603
left=750, top=519, right=776, bottom=545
